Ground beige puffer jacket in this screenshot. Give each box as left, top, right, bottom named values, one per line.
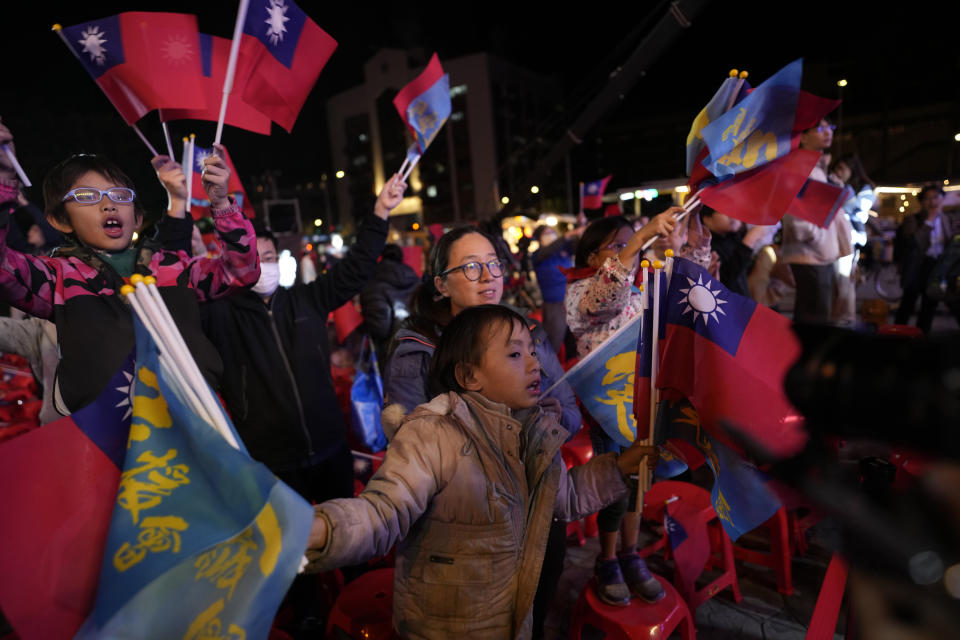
left=308, top=391, right=628, bottom=639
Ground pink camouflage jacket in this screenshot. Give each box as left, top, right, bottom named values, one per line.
left=0, top=181, right=260, bottom=414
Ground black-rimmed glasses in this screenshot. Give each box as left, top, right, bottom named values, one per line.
left=438, top=259, right=504, bottom=281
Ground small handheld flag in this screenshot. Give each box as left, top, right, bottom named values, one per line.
left=393, top=53, right=452, bottom=159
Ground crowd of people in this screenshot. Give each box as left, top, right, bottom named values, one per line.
left=1, top=105, right=958, bottom=640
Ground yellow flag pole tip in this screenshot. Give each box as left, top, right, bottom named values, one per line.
left=182, top=137, right=189, bottom=143
left=665, top=249, right=675, bottom=258
left=639, top=284, right=644, bottom=291
left=144, top=275, right=157, bottom=286
left=739, top=70, right=749, bottom=79
left=653, top=260, right=664, bottom=269
left=129, top=273, right=144, bottom=285
left=120, top=285, right=135, bottom=297
left=190, top=133, right=196, bottom=140
left=52, top=24, right=62, bottom=31
left=728, top=69, right=738, bottom=77
left=640, top=260, right=651, bottom=268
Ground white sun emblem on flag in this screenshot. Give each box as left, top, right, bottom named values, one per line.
left=194, top=149, right=210, bottom=172
left=678, top=273, right=727, bottom=326
left=113, top=369, right=135, bottom=421
left=79, top=26, right=108, bottom=65
left=264, top=0, right=291, bottom=46
left=587, top=184, right=598, bottom=194
left=161, top=34, right=194, bottom=66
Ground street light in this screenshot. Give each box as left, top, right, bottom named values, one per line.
left=335, top=170, right=345, bottom=179
left=837, top=79, right=848, bottom=87
left=530, top=185, right=540, bottom=194
left=500, top=196, right=510, bottom=205
left=314, top=218, right=323, bottom=227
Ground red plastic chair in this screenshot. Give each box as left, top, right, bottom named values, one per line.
left=877, top=324, right=924, bottom=338
left=326, top=568, right=400, bottom=640
left=640, top=481, right=742, bottom=611
left=570, top=575, right=695, bottom=640
left=732, top=506, right=795, bottom=596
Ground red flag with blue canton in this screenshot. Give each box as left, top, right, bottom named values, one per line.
left=580, top=175, right=611, bottom=210
left=187, top=144, right=254, bottom=220
left=240, top=0, right=338, bottom=132
left=786, top=180, right=854, bottom=228
left=633, top=267, right=666, bottom=441
left=393, top=53, right=452, bottom=155
left=656, top=257, right=806, bottom=459
left=665, top=496, right=711, bottom=590
left=159, top=34, right=272, bottom=135
left=0, top=355, right=134, bottom=640
left=60, top=13, right=207, bottom=125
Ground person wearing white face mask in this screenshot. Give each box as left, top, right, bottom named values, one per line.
left=199, top=174, right=406, bottom=500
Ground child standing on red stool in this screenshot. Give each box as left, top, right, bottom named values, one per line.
left=564, top=211, right=679, bottom=606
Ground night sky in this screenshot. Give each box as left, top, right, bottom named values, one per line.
left=3, top=1, right=959, bottom=219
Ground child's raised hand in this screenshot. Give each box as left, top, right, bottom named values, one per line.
left=151, top=155, right=188, bottom=200
left=639, top=207, right=681, bottom=241
left=201, top=144, right=231, bottom=209
left=374, top=173, right=407, bottom=220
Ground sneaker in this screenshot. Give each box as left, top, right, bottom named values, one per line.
left=619, top=551, right=665, bottom=603
left=594, top=557, right=631, bottom=606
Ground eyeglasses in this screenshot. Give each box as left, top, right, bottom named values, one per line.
left=593, top=242, right=627, bottom=254
left=439, top=259, right=504, bottom=281
left=816, top=124, right=837, bottom=133
left=61, top=187, right=136, bottom=204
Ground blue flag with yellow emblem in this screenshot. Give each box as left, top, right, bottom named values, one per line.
left=685, top=73, right=751, bottom=176
left=76, top=316, right=313, bottom=639
left=699, top=59, right=803, bottom=179
left=565, top=311, right=643, bottom=447
left=656, top=397, right=781, bottom=541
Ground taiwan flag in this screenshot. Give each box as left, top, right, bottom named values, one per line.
left=580, top=175, right=612, bottom=210
left=60, top=13, right=206, bottom=125
left=656, top=257, right=806, bottom=459
left=240, top=0, right=338, bottom=132
left=0, top=356, right=134, bottom=640
left=159, top=34, right=272, bottom=135
left=186, top=144, right=254, bottom=219
left=393, top=53, right=452, bottom=156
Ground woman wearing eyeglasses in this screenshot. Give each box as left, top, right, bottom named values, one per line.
left=0, top=128, right=259, bottom=416
left=384, top=226, right=581, bottom=433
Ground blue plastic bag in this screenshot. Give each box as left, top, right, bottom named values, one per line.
left=350, top=336, right=387, bottom=452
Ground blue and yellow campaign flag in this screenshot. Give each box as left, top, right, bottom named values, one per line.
left=76, top=316, right=312, bottom=639
left=699, top=59, right=803, bottom=179
left=656, top=397, right=781, bottom=541
left=393, top=53, right=452, bottom=155
left=685, top=71, right=751, bottom=176
left=565, top=311, right=643, bottom=448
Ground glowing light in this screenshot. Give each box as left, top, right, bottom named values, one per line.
left=278, top=249, right=297, bottom=288
left=131, top=232, right=139, bottom=242
left=545, top=215, right=558, bottom=227
left=500, top=196, right=510, bottom=205
left=305, top=243, right=313, bottom=251
left=837, top=79, right=848, bottom=87
left=900, top=194, right=906, bottom=200
left=945, top=180, right=951, bottom=185
left=620, top=192, right=635, bottom=201
left=530, top=185, right=540, bottom=194
left=331, top=233, right=344, bottom=250
left=412, top=222, right=420, bottom=230
left=313, top=218, right=322, bottom=227
left=675, top=185, right=690, bottom=193
left=335, top=170, right=345, bottom=179
left=954, top=133, right=960, bottom=142
left=899, top=206, right=905, bottom=212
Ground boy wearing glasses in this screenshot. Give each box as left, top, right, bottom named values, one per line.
left=0, top=125, right=259, bottom=416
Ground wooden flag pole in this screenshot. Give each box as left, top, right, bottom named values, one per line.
left=215, top=0, right=252, bottom=145
left=1, top=145, right=31, bottom=187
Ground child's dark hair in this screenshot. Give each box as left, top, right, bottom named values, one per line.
left=43, top=154, right=143, bottom=227
left=429, top=304, right=530, bottom=396
left=574, top=216, right=633, bottom=267
left=400, top=225, right=498, bottom=345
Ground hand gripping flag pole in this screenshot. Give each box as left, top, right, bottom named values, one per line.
left=639, top=188, right=702, bottom=254
left=215, top=0, right=252, bottom=145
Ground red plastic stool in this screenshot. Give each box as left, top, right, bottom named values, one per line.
left=570, top=575, right=695, bottom=639
left=326, top=568, right=399, bottom=640
left=732, top=506, right=795, bottom=596
left=641, top=481, right=742, bottom=611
